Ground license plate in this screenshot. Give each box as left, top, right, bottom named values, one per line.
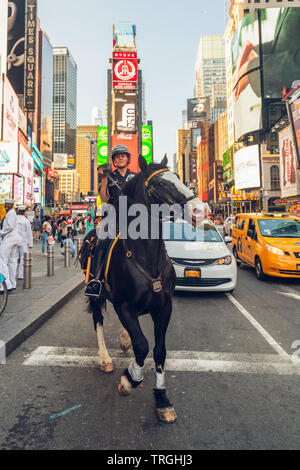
left=297, top=265, right=300, bottom=272
left=185, top=269, right=201, bottom=278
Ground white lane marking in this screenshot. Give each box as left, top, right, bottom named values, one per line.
left=278, top=292, right=300, bottom=301
left=226, top=293, right=289, bottom=357
left=23, top=346, right=300, bottom=376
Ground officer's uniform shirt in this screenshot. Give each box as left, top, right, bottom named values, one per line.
left=106, top=169, right=136, bottom=205
left=17, top=215, right=33, bottom=248
left=0, top=208, right=19, bottom=243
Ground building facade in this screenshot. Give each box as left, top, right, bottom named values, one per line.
left=53, top=47, right=77, bottom=157
left=57, top=169, right=80, bottom=203
left=194, top=35, right=227, bottom=123
left=76, top=125, right=98, bottom=196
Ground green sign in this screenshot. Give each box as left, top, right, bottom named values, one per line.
left=223, top=146, right=234, bottom=184
left=97, top=127, right=108, bottom=166
left=141, top=125, right=153, bottom=164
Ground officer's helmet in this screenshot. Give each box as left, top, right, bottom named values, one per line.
left=111, top=145, right=131, bottom=162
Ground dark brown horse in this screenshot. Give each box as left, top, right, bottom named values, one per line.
left=81, top=155, right=206, bottom=423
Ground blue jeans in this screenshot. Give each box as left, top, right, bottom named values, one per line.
left=42, top=232, right=48, bottom=253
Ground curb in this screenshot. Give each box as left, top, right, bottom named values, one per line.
left=1, top=272, right=85, bottom=357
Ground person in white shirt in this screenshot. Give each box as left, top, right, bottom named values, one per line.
left=16, top=205, right=33, bottom=280
left=0, top=199, right=21, bottom=292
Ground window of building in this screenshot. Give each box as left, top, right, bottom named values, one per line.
left=270, top=165, right=280, bottom=190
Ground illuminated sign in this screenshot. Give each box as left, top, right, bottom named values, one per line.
left=25, top=0, right=37, bottom=110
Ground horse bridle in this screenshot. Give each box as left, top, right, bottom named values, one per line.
left=144, top=168, right=196, bottom=206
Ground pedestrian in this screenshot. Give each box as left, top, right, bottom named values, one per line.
left=84, top=206, right=95, bottom=236
left=32, top=215, right=41, bottom=242
left=60, top=218, right=68, bottom=247
left=42, top=216, right=52, bottom=256
left=16, top=205, right=33, bottom=280
left=0, top=199, right=21, bottom=293
left=61, top=235, right=76, bottom=258
left=51, top=214, right=57, bottom=240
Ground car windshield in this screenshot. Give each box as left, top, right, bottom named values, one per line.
left=163, top=222, right=223, bottom=242
left=257, top=219, right=300, bottom=238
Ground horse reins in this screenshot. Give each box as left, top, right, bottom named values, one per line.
left=145, top=168, right=197, bottom=205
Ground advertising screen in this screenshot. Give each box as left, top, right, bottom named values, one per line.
left=112, top=134, right=139, bottom=173
left=192, top=129, right=201, bottom=151
left=0, top=142, right=18, bottom=173
left=53, top=153, right=68, bottom=169
left=261, top=7, right=300, bottom=100
left=187, top=98, right=210, bottom=122
left=142, top=125, right=153, bottom=164
left=279, top=126, right=298, bottom=198
left=234, top=145, right=260, bottom=190
left=7, top=0, right=25, bottom=95
left=223, top=146, right=234, bottom=184
left=114, top=91, right=137, bottom=133
left=33, top=176, right=41, bottom=204
left=19, top=144, right=33, bottom=205
left=97, top=126, right=108, bottom=166
left=67, top=155, right=75, bottom=169
left=113, top=24, right=136, bottom=50
left=0, top=174, right=13, bottom=204
left=2, top=75, right=18, bottom=142
left=113, top=52, right=138, bottom=90
left=13, top=174, right=23, bottom=203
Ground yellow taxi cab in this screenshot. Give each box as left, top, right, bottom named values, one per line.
left=232, top=212, right=300, bottom=280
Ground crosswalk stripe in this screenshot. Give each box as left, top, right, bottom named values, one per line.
left=23, top=346, right=300, bottom=376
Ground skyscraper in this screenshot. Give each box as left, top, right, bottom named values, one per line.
left=92, top=107, right=104, bottom=126
left=53, top=47, right=77, bottom=156
left=195, top=35, right=227, bottom=123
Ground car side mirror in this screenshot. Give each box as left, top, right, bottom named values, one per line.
left=225, top=236, right=232, bottom=244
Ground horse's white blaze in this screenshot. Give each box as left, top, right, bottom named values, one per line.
left=96, top=324, right=112, bottom=366
left=161, top=171, right=194, bottom=198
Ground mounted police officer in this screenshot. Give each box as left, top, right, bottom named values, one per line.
left=84, top=145, right=136, bottom=297
left=98, top=145, right=136, bottom=205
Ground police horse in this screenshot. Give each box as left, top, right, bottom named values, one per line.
left=80, top=155, right=206, bottom=423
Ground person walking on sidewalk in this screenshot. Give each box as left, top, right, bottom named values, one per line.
left=16, top=205, right=33, bottom=280
left=32, top=216, right=41, bottom=242
left=42, top=216, right=52, bottom=256
left=61, top=235, right=76, bottom=258
left=0, top=199, right=21, bottom=293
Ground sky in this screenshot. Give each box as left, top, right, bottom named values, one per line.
left=39, top=0, right=226, bottom=165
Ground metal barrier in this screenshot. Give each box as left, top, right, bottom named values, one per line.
left=65, top=241, right=70, bottom=268
left=23, top=252, right=32, bottom=289
left=47, top=245, right=54, bottom=277
left=76, top=238, right=82, bottom=255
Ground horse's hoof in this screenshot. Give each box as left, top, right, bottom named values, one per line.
left=120, top=341, right=131, bottom=352
left=118, top=375, right=132, bottom=396
left=100, top=362, right=114, bottom=374
left=156, top=407, right=177, bottom=424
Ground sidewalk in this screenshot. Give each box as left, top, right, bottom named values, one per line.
left=0, top=238, right=85, bottom=356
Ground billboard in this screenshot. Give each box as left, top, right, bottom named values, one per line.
left=67, top=156, right=75, bottom=169
left=234, top=145, right=261, bottom=190
left=279, top=126, right=298, bottom=198
left=33, top=176, right=41, bottom=204
left=2, top=75, right=18, bottom=142
left=112, top=134, right=139, bottom=173
left=7, top=0, right=25, bottom=95
left=192, top=128, right=201, bottom=151
left=19, top=143, right=33, bottom=204
left=113, top=51, right=138, bottom=90
left=25, top=0, right=37, bottom=109
left=97, top=126, right=108, bottom=166
left=187, top=98, right=210, bottom=122
left=13, top=174, right=24, bottom=203
left=232, top=10, right=262, bottom=140
left=223, top=146, right=234, bottom=184
left=113, top=24, right=136, bottom=50
left=114, top=91, right=137, bottom=133
left=0, top=142, right=18, bottom=173
left=142, top=125, right=153, bottom=164
left=0, top=174, right=13, bottom=203
left=289, top=93, right=300, bottom=167
left=53, top=153, right=68, bottom=169
left=261, top=8, right=300, bottom=100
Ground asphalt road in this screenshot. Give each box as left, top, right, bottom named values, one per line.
left=1, top=262, right=300, bottom=450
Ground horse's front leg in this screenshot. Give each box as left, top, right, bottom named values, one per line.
left=91, top=299, right=114, bottom=373
left=152, top=296, right=177, bottom=423
left=114, top=302, right=149, bottom=396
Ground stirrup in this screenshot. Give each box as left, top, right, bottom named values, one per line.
left=84, top=280, right=103, bottom=298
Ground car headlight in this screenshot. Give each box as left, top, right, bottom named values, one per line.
left=215, top=256, right=232, bottom=265
left=265, top=244, right=285, bottom=256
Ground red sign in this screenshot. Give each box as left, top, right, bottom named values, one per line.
left=45, top=168, right=58, bottom=179
left=70, top=205, right=89, bottom=210
left=113, top=52, right=138, bottom=90
left=112, top=134, right=139, bottom=173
